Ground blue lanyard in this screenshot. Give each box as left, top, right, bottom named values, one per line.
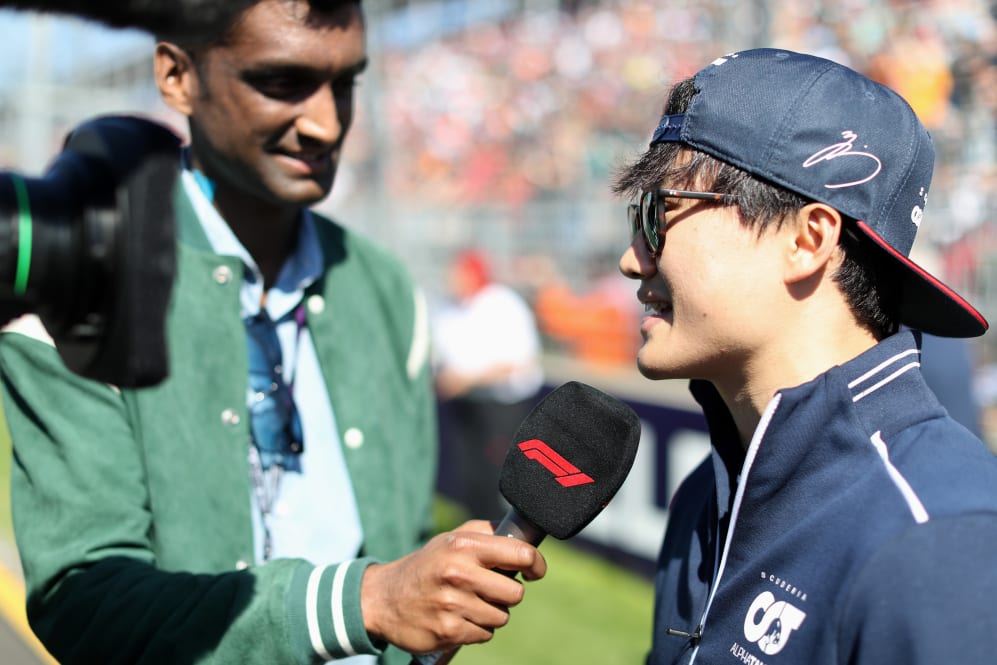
left=246, top=302, right=307, bottom=561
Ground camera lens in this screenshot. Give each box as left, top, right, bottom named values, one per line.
left=0, top=115, right=180, bottom=387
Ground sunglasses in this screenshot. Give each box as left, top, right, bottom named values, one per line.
left=246, top=312, right=304, bottom=472
left=628, top=188, right=738, bottom=256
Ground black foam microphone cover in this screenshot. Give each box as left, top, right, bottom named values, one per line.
left=410, top=382, right=641, bottom=665
left=499, top=381, right=641, bottom=540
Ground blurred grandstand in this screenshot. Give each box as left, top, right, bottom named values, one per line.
left=1, top=0, right=996, bottom=436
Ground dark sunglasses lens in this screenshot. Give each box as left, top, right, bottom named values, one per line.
left=627, top=204, right=640, bottom=238
left=249, top=380, right=303, bottom=461
left=640, top=192, right=660, bottom=254
left=247, top=314, right=304, bottom=469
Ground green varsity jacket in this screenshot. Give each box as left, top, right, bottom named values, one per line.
left=0, top=181, right=438, bottom=665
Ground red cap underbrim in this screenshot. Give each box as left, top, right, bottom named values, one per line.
left=855, top=220, right=989, bottom=338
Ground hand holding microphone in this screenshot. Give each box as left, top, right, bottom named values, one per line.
left=360, top=518, right=546, bottom=655
left=407, top=381, right=642, bottom=664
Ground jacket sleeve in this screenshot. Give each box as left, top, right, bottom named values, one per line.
left=408, top=286, right=439, bottom=548
left=0, top=327, right=384, bottom=665
left=836, top=513, right=997, bottom=665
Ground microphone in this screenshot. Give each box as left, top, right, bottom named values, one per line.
left=412, top=381, right=642, bottom=665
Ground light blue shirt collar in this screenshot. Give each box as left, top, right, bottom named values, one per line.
left=179, top=154, right=323, bottom=322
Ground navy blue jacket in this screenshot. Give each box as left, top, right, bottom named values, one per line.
left=649, top=331, right=997, bottom=665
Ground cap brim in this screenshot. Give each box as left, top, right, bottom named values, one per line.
left=855, top=221, right=988, bottom=338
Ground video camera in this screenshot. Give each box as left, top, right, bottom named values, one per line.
left=0, top=0, right=259, bottom=387
left=0, top=115, right=180, bottom=387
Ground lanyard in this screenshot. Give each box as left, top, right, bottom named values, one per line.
left=247, top=302, right=306, bottom=562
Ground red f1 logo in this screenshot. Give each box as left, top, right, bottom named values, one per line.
left=518, top=439, right=594, bottom=487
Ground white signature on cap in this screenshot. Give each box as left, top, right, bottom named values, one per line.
left=803, top=131, right=882, bottom=189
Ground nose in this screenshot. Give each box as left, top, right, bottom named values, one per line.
left=619, top=236, right=658, bottom=280
left=296, top=83, right=351, bottom=146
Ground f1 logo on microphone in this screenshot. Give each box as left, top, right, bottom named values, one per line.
left=518, top=439, right=594, bottom=487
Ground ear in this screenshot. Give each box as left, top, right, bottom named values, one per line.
left=154, top=42, right=198, bottom=117
left=783, top=203, right=844, bottom=285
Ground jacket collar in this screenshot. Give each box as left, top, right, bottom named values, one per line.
left=691, top=330, right=943, bottom=513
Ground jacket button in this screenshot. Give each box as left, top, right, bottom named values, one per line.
left=307, top=295, right=325, bottom=315
left=344, top=427, right=364, bottom=449
left=213, top=265, right=233, bottom=284
left=221, top=409, right=240, bottom=426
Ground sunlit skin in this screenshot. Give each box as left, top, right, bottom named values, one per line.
left=619, top=185, right=879, bottom=446
left=155, top=0, right=366, bottom=285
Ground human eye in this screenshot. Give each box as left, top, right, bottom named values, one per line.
left=652, top=194, right=677, bottom=227
left=244, top=68, right=318, bottom=101
left=331, top=73, right=362, bottom=97
left=332, top=61, right=367, bottom=94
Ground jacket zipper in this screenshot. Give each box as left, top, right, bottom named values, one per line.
left=686, top=393, right=782, bottom=664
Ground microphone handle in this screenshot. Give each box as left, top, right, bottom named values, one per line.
left=408, top=510, right=547, bottom=665
left=411, top=648, right=457, bottom=665
left=493, top=509, right=547, bottom=546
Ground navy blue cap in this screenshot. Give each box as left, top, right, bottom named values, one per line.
left=650, top=48, right=987, bottom=338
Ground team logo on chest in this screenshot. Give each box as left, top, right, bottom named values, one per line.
left=742, top=591, right=807, bottom=656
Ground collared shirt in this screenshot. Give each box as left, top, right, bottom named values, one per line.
left=181, top=167, right=365, bottom=570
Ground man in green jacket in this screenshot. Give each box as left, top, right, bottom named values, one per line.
left=0, top=2, right=545, bottom=664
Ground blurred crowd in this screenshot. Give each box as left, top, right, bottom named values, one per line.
left=347, top=0, right=997, bottom=214
left=333, top=0, right=997, bottom=374
left=327, top=0, right=997, bottom=443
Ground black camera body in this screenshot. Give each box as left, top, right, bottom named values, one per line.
left=0, top=0, right=249, bottom=388
left=0, top=115, right=180, bottom=387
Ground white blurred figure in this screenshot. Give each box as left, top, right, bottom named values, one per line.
left=432, top=248, right=544, bottom=520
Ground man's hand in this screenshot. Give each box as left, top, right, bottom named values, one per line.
left=360, top=520, right=547, bottom=654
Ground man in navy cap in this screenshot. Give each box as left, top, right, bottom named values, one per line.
left=616, top=48, right=997, bottom=664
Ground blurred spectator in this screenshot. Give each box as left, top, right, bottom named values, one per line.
left=911, top=245, right=985, bottom=438
left=534, top=250, right=641, bottom=366
left=866, top=17, right=953, bottom=129
left=920, top=332, right=984, bottom=438
left=431, top=248, right=545, bottom=519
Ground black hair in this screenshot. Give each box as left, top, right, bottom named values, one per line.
left=157, top=0, right=362, bottom=52
left=612, top=77, right=901, bottom=339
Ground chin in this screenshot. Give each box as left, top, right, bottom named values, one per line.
left=638, top=366, right=682, bottom=382
left=636, top=354, right=671, bottom=381
left=263, top=166, right=336, bottom=205
left=637, top=347, right=696, bottom=382
left=275, top=182, right=333, bottom=207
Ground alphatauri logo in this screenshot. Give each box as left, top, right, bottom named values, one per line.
left=517, top=439, right=594, bottom=487
left=742, top=591, right=807, bottom=655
